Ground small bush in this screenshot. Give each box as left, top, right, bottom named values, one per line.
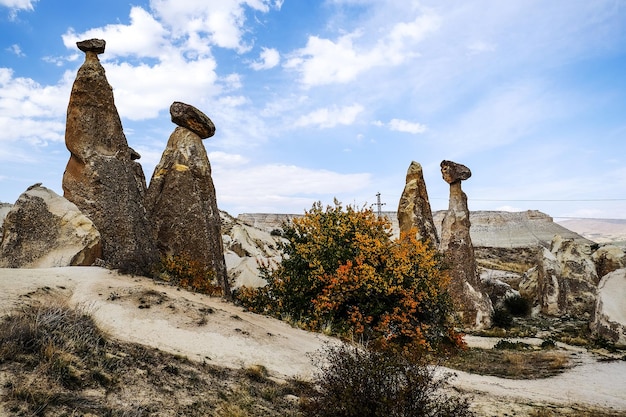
left=157, top=254, right=222, bottom=296
left=504, top=295, right=531, bottom=317
left=492, top=307, right=513, bottom=329
left=494, top=339, right=532, bottom=351
left=301, top=343, right=474, bottom=417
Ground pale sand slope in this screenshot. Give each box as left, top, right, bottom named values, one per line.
left=1, top=267, right=625, bottom=413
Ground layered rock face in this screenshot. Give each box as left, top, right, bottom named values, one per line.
left=62, top=39, right=158, bottom=274
left=397, top=161, right=439, bottom=246
left=520, top=236, right=598, bottom=317
left=591, top=268, right=626, bottom=347
left=146, top=102, right=229, bottom=298
left=0, top=184, right=101, bottom=268
left=439, top=160, right=493, bottom=328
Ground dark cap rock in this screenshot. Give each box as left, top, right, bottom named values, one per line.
left=77, top=39, right=106, bottom=54
left=170, top=101, right=215, bottom=139
left=441, top=160, right=471, bottom=184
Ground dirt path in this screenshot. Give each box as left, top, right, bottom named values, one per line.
left=1, top=267, right=625, bottom=415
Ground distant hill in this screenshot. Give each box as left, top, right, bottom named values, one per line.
left=237, top=210, right=595, bottom=249
left=556, top=218, right=626, bottom=245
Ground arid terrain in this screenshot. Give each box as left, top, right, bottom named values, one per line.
left=1, top=265, right=625, bottom=416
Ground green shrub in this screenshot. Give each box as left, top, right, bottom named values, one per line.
left=301, top=343, right=474, bottom=417
left=237, top=201, right=462, bottom=355
left=494, top=339, right=532, bottom=350
left=492, top=307, right=513, bottom=329
left=504, top=295, right=531, bottom=317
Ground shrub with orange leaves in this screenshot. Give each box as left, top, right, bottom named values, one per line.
left=236, top=200, right=462, bottom=354
left=158, top=253, right=222, bottom=296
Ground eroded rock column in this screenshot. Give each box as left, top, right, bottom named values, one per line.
left=145, top=102, right=230, bottom=298
left=397, top=161, right=439, bottom=246
left=439, top=160, right=493, bottom=328
left=62, top=39, right=158, bottom=274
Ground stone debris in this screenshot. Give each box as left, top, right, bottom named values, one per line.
left=0, top=184, right=101, bottom=268
left=397, top=161, right=439, bottom=246
left=62, top=38, right=158, bottom=274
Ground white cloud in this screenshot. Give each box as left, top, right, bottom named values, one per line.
left=284, top=12, right=440, bottom=86
left=7, top=44, right=25, bottom=57
left=294, top=104, right=364, bottom=128
left=467, top=40, right=496, bottom=55
left=149, top=0, right=278, bottom=52
left=62, top=7, right=169, bottom=59
left=0, top=0, right=36, bottom=13
left=250, top=47, right=280, bottom=70
left=388, top=118, right=427, bottom=134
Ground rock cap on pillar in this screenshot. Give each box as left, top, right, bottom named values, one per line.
left=76, top=39, right=106, bottom=54
left=441, top=160, right=471, bottom=184
left=170, top=101, right=216, bottom=139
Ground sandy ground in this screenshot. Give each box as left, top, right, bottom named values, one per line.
left=1, top=267, right=625, bottom=415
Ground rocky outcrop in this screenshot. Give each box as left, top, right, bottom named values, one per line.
left=0, top=202, right=11, bottom=230
left=520, top=235, right=597, bottom=317
left=146, top=103, right=229, bottom=298
left=0, top=184, right=101, bottom=268
left=62, top=39, right=158, bottom=274
left=439, top=160, right=493, bottom=328
left=592, top=245, right=626, bottom=278
left=397, top=161, right=438, bottom=246
left=591, top=268, right=626, bottom=347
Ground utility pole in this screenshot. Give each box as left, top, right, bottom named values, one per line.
left=374, top=192, right=386, bottom=217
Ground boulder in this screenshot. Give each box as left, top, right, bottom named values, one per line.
left=62, top=38, right=158, bottom=274
left=170, top=101, right=216, bottom=139
left=520, top=236, right=598, bottom=317
left=591, top=268, right=626, bottom=347
left=146, top=107, right=229, bottom=298
left=592, top=245, right=626, bottom=278
left=0, top=184, right=101, bottom=268
left=397, top=161, right=439, bottom=246
left=439, top=160, right=493, bottom=328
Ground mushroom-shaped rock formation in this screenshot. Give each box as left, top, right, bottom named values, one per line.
left=62, top=38, right=158, bottom=274
left=439, top=160, right=493, bottom=329
left=146, top=102, right=230, bottom=298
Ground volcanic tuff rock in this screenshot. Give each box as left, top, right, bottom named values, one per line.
left=0, top=203, right=11, bottom=230
left=62, top=39, right=158, bottom=274
left=397, top=161, right=439, bottom=246
left=592, top=245, right=626, bottom=278
left=170, top=101, right=216, bottom=139
left=590, top=268, right=626, bottom=347
left=146, top=104, right=229, bottom=298
left=439, top=160, right=493, bottom=329
left=0, top=184, right=101, bottom=268
left=519, top=235, right=598, bottom=317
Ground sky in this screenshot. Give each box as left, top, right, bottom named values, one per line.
left=0, top=0, right=625, bottom=219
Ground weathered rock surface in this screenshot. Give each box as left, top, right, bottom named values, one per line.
left=221, top=211, right=284, bottom=289
left=170, top=101, right=216, bottom=139
left=439, top=160, right=493, bottom=328
left=592, top=245, right=626, bottom=278
left=62, top=39, right=158, bottom=274
left=0, top=184, right=101, bottom=268
left=0, top=202, right=12, bottom=230
left=591, top=268, right=626, bottom=347
left=520, top=236, right=597, bottom=317
left=397, top=161, right=439, bottom=246
left=146, top=115, right=229, bottom=297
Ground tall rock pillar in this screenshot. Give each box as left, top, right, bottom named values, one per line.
left=397, top=161, right=439, bottom=246
left=439, top=160, right=493, bottom=328
left=62, top=39, right=158, bottom=274
left=145, top=102, right=230, bottom=299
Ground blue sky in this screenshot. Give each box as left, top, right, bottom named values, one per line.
left=1, top=0, right=625, bottom=219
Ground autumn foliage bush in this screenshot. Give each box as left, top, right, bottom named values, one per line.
left=237, top=201, right=462, bottom=354
left=158, top=253, right=222, bottom=296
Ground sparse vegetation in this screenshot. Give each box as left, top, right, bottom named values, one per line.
left=301, top=343, right=474, bottom=417
left=156, top=253, right=223, bottom=296
left=236, top=201, right=462, bottom=355
left=0, top=299, right=311, bottom=416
